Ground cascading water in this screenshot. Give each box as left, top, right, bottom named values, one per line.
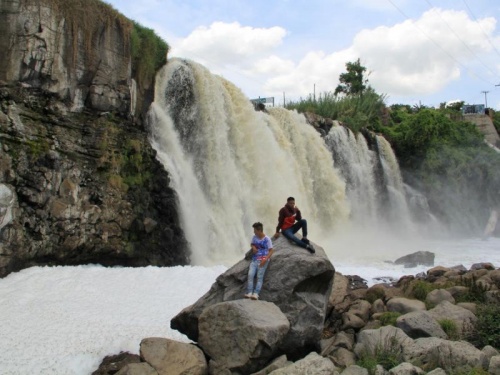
left=148, top=59, right=350, bottom=265
left=324, top=125, right=416, bottom=234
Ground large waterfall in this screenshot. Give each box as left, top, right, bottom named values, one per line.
left=148, top=59, right=350, bottom=265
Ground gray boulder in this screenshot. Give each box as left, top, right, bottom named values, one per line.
left=139, top=338, right=207, bottom=375
left=427, top=301, right=477, bottom=337
left=425, top=289, right=455, bottom=308
left=396, top=311, right=447, bottom=339
left=354, top=326, right=413, bottom=360
left=348, top=300, right=372, bottom=322
left=268, top=352, right=336, bottom=375
left=403, top=337, right=486, bottom=372
left=388, top=362, right=424, bottom=375
left=490, top=356, right=500, bottom=375
left=198, top=300, right=289, bottom=374
left=171, top=236, right=335, bottom=358
left=482, top=345, right=500, bottom=364
left=386, top=298, right=426, bottom=314
left=115, top=363, right=158, bottom=375
left=394, top=251, right=435, bottom=268
left=342, top=312, right=366, bottom=330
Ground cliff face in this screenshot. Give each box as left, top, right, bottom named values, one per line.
left=0, top=0, right=189, bottom=277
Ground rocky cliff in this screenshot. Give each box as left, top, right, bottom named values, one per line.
left=0, top=0, right=189, bottom=277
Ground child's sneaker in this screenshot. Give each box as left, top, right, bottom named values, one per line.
left=244, top=293, right=253, bottom=299
left=251, top=293, right=259, bottom=300
left=306, top=244, right=315, bottom=254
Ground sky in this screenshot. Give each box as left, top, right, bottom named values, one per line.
left=105, top=0, right=500, bottom=109
left=1, top=238, right=500, bottom=374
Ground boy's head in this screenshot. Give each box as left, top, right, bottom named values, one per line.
left=287, top=197, right=295, bottom=207
left=252, top=222, right=264, bottom=234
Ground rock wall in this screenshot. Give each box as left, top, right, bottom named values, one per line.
left=0, top=0, right=142, bottom=116
left=0, top=0, right=188, bottom=276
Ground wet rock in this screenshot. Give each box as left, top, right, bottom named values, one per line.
left=394, top=251, right=435, bottom=268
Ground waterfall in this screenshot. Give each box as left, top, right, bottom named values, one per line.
left=148, top=59, right=350, bottom=265
left=324, top=125, right=416, bottom=234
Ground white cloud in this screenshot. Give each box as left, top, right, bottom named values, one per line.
left=264, top=8, right=498, bottom=98
left=168, top=9, right=498, bottom=101
left=171, top=22, right=287, bottom=68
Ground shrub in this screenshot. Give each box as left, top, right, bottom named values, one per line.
left=357, top=335, right=404, bottom=373
left=409, top=280, right=437, bottom=301
left=474, top=303, right=500, bottom=349
left=456, top=276, right=490, bottom=303
left=379, top=312, right=401, bottom=327
left=438, top=319, right=459, bottom=340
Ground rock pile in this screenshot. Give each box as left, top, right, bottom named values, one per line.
left=94, top=247, right=500, bottom=375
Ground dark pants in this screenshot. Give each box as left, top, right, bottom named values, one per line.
left=282, top=219, right=308, bottom=249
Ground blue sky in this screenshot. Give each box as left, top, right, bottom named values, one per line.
left=107, top=0, right=500, bottom=108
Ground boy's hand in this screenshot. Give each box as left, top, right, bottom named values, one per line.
left=272, top=232, right=280, bottom=240
left=259, top=258, right=267, bottom=267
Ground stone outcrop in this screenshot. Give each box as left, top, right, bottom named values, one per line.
left=0, top=86, right=188, bottom=277
left=0, top=0, right=155, bottom=117
left=395, top=311, right=447, bottom=339
left=171, top=236, right=335, bottom=359
left=0, top=0, right=187, bottom=277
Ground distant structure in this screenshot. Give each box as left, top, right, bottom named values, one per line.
left=462, top=104, right=485, bottom=115
left=463, top=105, right=500, bottom=147
left=250, top=97, right=274, bottom=110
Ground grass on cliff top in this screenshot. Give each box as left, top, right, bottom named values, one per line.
left=22, top=0, right=168, bottom=86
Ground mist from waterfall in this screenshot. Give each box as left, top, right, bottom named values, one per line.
left=148, top=59, right=349, bottom=265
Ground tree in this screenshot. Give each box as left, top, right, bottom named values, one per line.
left=334, top=58, right=368, bottom=96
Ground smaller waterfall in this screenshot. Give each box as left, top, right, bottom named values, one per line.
left=325, top=125, right=416, bottom=234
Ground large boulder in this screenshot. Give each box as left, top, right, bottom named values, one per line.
left=490, top=356, right=500, bottom=375
left=396, top=311, right=447, bottom=339
left=171, top=236, right=335, bottom=358
left=403, top=337, right=487, bottom=372
left=139, top=338, right=207, bottom=375
left=388, top=362, right=424, bottom=375
left=198, top=300, right=289, bottom=374
left=354, top=326, right=413, bottom=360
left=427, top=301, right=477, bottom=337
left=394, top=251, right=435, bottom=268
left=115, top=363, right=158, bottom=375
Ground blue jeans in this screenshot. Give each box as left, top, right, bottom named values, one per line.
left=282, top=219, right=308, bottom=249
left=247, top=259, right=269, bottom=295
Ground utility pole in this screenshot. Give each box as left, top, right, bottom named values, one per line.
left=481, top=90, right=489, bottom=108
left=283, top=92, right=285, bottom=107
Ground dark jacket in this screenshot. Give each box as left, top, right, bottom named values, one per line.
left=276, top=204, right=302, bottom=232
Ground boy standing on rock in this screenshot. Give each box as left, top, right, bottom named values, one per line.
left=274, top=197, right=315, bottom=253
left=245, top=222, right=273, bottom=300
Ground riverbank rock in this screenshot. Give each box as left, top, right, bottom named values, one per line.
left=139, top=338, right=207, bottom=375
left=396, top=311, right=447, bottom=339
left=171, top=235, right=335, bottom=359
left=386, top=298, right=426, bottom=314
left=198, top=300, right=289, bottom=374
left=394, top=251, right=435, bottom=268
left=427, top=301, right=477, bottom=337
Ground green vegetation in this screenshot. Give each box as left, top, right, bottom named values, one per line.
left=438, top=319, right=459, bottom=340
left=456, top=276, right=490, bottom=303
left=474, top=303, right=500, bottom=349
left=334, top=58, right=368, bottom=96
left=130, top=21, right=169, bottom=86
left=357, top=336, right=403, bottom=373
left=379, top=312, right=401, bottom=326
left=493, top=111, right=500, bottom=133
